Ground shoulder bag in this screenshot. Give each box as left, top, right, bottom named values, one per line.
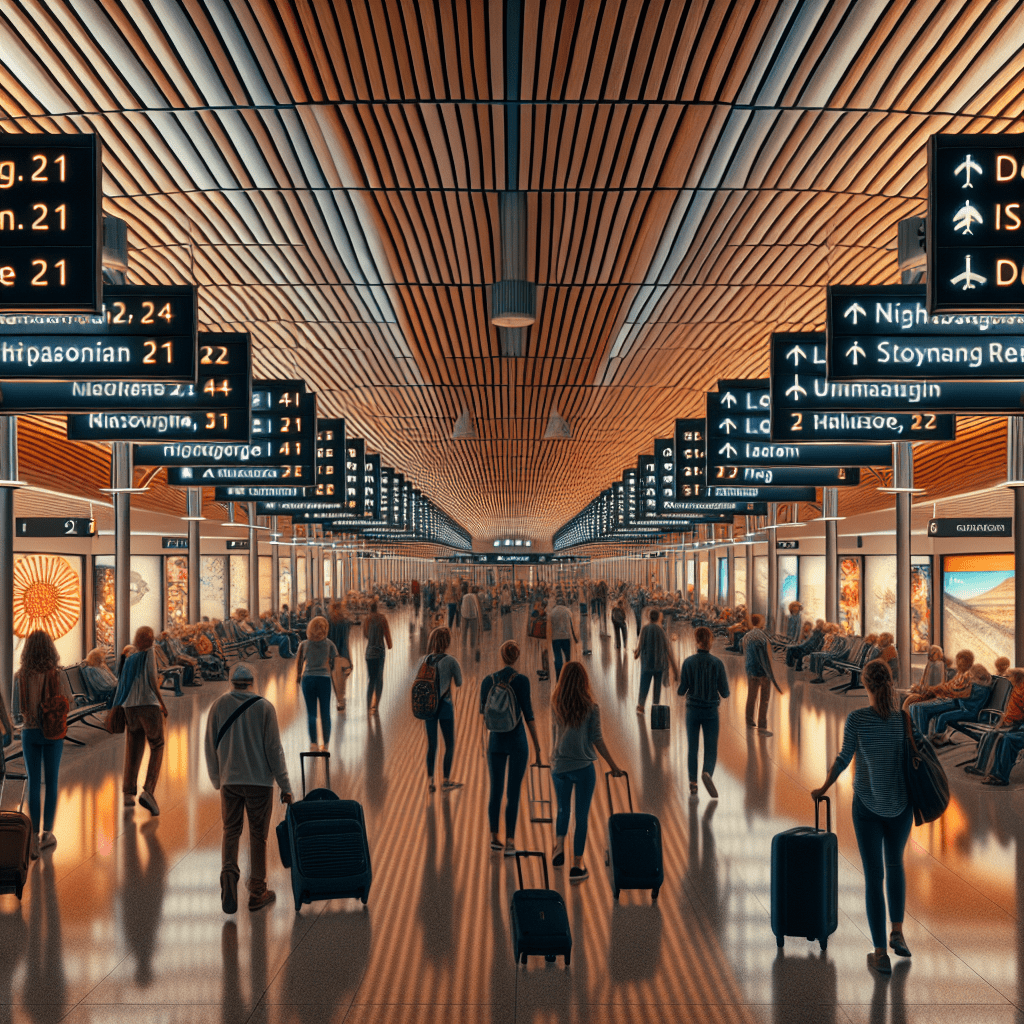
left=902, top=711, right=949, bottom=825
left=39, top=669, right=70, bottom=741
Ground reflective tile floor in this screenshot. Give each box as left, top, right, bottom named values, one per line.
left=2, top=606, right=1023, bottom=1024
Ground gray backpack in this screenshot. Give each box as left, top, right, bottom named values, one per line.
left=483, top=668, right=521, bottom=732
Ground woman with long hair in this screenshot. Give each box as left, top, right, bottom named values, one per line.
left=15, top=630, right=71, bottom=856
left=112, top=626, right=167, bottom=816
left=549, top=661, right=624, bottom=881
left=419, top=627, right=463, bottom=792
left=327, top=600, right=353, bottom=711
left=812, top=659, right=913, bottom=975
left=296, top=616, right=339, bottom=749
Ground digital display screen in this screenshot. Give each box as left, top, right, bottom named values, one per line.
left=673, top=421, right=705, bottom=500
left=0, top=134, right=102, bottom=311
left=316, top=418, right=345, bottom=499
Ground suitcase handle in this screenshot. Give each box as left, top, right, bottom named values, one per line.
left=605, top=770, right=632, bottom=815
left=815, top=794, right=831, bottom=833
left=515, top=850, right=549, bottom=891
left=300, top=750, right=331, bottom=796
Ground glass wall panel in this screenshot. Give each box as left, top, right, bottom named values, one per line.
left=864, top=554, right=932, bottom=652
left=686, top=558, right=695, bottom=599
left=259, top=555, right=271, bottom=612
left=279, top=561, right=293, bottom=611
left=297, top=554, right=307, bottom=604
left=164, top=555, right=189, bottom=629
left=14, top=553, right=84, bottom=666
left=200, top=556, right=227, bottom=621
left=698, top=560, right=709, bottom=604
left=717, top=557, right=729, bottom=605
left=95, top=554, right=162, bottom=648
left=799, top=555, right=826, bottom=624
left=229, top=555, right=249, bottom=614
left=943, top=553, right=1012, bottom=666
left=735, top=558, right=747, bottom=610
left=753, top=555, right=768, bottom=618
left=839, top=557, right=862, bottom=635
left=779, top=555, right=798, bottom=609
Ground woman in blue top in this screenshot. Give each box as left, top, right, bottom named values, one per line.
left=479, top=640, right=543, bottom=856
left=419, top=627, right=463, bottom=793
left=812, top=659, right=912, bottom=975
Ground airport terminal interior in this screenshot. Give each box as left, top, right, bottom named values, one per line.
left=3, top=1, right=1024, bottom=1022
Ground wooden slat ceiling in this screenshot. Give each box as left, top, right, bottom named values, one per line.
left=2, top=0, right=1024, bottom=542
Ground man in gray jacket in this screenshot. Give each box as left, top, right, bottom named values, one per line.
left=205, top=664, right=293, bottom=914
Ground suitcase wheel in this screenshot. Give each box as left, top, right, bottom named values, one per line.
left=651, top=886, right=659, bottom=901
left=520, top=953, right=528, bottom=965
left=613, top=888, right=620, bottom=901
left=564, top=953, right=570, bottom=966
left=819, top=937, right=827, bottom=951
left=545, top=955, right=555, bottom=963
left=777, top=935, right=784, bottom=948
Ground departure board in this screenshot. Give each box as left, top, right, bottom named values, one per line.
left=316, top=418, right=345, bottom=499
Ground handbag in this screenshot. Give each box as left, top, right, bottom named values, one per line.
left=38, top=669, right=70, bottom=741
left=106, top=705, right=126, bottom=734
left=529, top=615, right=547, bottom=640
left=902, top=711, right=949, bottom=825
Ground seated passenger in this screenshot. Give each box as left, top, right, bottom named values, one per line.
left=158, top=631, right=199, bottom=683
left=257, top=612, right=297, bottom=657
left=876, top=633, right=898, bottom=680
left=965, top=667, right=1024, bottom=785
left=995, top=656, right=1011, bottom=678
left=726, top=615, right=751, bottom=653
left=929, top=664, right=993, bottom=746
left=905, top=648, right=975, bottom=726
left=912, top=645, right=950, bottom=695
left=230, top=609, right=270, bottom=659
left=784, top=601, right=803, bottom=643
left=80, top=648, right=118, bottom=707
left=809, top=625, right=851, bottom=680
left=786, top=619, right=825, bottom=669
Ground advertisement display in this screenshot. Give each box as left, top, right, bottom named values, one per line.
left=200, top=555, right=227, bottom=621
left=12, top=553, right=84, bottom=666
left=864, top=555, right=932, bottom=652
left=734, top=557, right=747, bottom=609
left=95, top=554, right=161, bottom=648
left=798, top=555, right=825, bottom=625
left=839, top=557, right=862, bottom=635
left=942, top=553, right=1014, bottom=666
left=717, top=557, right=728, bottom=605
left=753, top=555, right=768, bottom=618
left=165, top=555, right=188, bottom=629
left=778, top=554, right=798, bottom=609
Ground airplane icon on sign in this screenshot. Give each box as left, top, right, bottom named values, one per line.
left=845, top=342, right=866, bottom=365
left=954, top=154, right=982, bottom=188
left=843, top=302, right=867, bottom=325
left=785, top=376, right=807, bottom=400
left=953, top=200, right=983, bottom=235
left=950, top=255, right=987, bottom=290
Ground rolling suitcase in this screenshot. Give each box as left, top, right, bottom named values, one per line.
left=650, top=704, right=670, bottom=730
left=771, top=795, right=837, bottom=950
left=510, top=851, right=571, bottom=965
left=527, top=763, right=553, bottom=824
left=0, top=773, right=31, bottom=900
left=604, top=771, right=663, bottom=901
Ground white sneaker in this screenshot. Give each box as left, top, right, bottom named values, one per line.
left=39, top=831, right=57, bottom=850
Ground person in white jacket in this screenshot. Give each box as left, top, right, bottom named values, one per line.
left=205, top=664, right=293, bottom=914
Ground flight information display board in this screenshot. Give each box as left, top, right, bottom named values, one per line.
left=0, top=133, right=102, bottom=311
left=707, top=485, right=816, bottom=502
left=316, top=418, right=345, bottom=500
left=928, top=134, right=1024, bottom=313
left=0, top=284, right=197, bottom=380
left=344, top=438, right=365, bottom=516
left=674, top=420, right=705, bottom=499
left=365, top=453, right=382, bottom=520
left=214, top=486, right=311, bottom=501
left=827, top=284, right=1024, bottom=380
left=637, top=455, right=658, bottom=518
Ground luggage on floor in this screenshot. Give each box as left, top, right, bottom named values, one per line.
left=510, top=851, right=571, bottom=965
left=604, top=771, right=663, bottom=901
left=0, top=774, right=31, bottom=899
left=197, top=654, right=227, bottom=681
left=771, top=795, right=838, bottom=951
left=300, top=749, right=330, bottom=796
left=650, top=704, right=670, bottom=730
left=527, top=763, right=553, bottom=824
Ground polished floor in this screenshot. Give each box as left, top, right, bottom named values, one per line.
left=1, top=605, right=1022, bottom=1024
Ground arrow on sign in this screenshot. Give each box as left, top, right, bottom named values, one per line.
left=786, top=345, right=806, bottom=366
left=718, top=418, right=737, bottom=434
left=843, top=302, right=867, bottom=325
left=718, top=442, right=737, bottom=458
left=785, top=376, right=807, bottom=400
left=845, top=342, right=866, bottom=365
left=720, top=392, right=738, bottom=408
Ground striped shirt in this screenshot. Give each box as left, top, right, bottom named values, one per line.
left=832, top=707, right=908, bottom=817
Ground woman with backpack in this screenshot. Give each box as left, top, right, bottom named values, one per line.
left=414, top=627, right=463, bottom=792
left=15, top=630, right=71, bottom=858
left=550, top=661, right=624, bottom=882
left=480, top=640, right=543, bottom=856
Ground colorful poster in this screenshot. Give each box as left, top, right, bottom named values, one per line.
left=779, top=554, right=798, bottom=610
left=943, top=553, right=1012, bottom=667
left=717, top=557, right=729, bottom=605
left=698, top=559, right=709, bottom=605
left=165, top=556, right=188, bottom=629
left=753, top=555, right=768, bottom=619
left=911, top=560, right=932, bottom=653
left=798, top=555, right=825, bottom=625
left=95, top=554, right=161, bottom=650
left=865, top=554, right=932, bottom=652
left=200, top=556, right=227, bottom=621
left=229, top=555, right=249, bottom=616
left=14, top=554, right=83, bottom=666
left=734, top=558, right=747, bottom=610
left=839, top=557, right=862, bottom=635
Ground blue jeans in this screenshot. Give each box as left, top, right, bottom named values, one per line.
left=301, top=674, right=332, bottom=744
left=425, top=700, right=455, bottom=778
left=21, top=728, right=64, bottom=833
left=552, top=639, right=571, bottom=681
left=447, top=602, right=459, bottom=628
left=685, top=705, right=720, bottom=782
left=978, top=729, right=1024, bottom=782
left=487, top=728, right=528, bottom=837
left=552, top=764, right=596, bottom=858
left=365, top=656, right=385, bottom=708
left=851, top=795, right=913, bottom=949
left=911, top=698, right=958, bottom=736
left=638, top=669, right=663, bottom=707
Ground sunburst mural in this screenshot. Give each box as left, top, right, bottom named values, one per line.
left=13, top=555, right=82, bottom=640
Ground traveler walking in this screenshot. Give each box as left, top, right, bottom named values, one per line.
left=461, top=585, right=483, bottom=663
left=500, top=582, right=514, bottom=642
left=549, top=661, right=624, bottom=882
left=811, top=659, right=913, bottom=975
left=296, top=616, right=339, bottom=749
left=633, top=609, right=677, bottom=715
left=596, top=580, right=610, bottom=637
left=480, top=640, right=543, bottom=856
left=362, top=599, right=393, bottom=714
left=611, top=597, right=628, bottom=650
left=578, top=579, right=592, bottom=655
left=417, top=627, right=463, bottom=792
left=204, top=664, right=293, bottom=914
left=677, top=625, right=730, bottom=797
left=113, top=627, right=167, bottom=816
left=742, top=614, right=779, bottom=734
left=327, top=601, right=354, bottom=711
left=547, top=596, right=578, bottom=682
left=14, top=630, right=71, bottom=857
left=446, top=580, right=461, bottom=629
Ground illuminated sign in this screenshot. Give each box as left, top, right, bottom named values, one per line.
left=674, top=420, right=705, bottom=500
left=927, top=517, right=1011, bottom=538
left=161, top=537, right=188, bottom=549
left=316, top=418, right=345, bottom=499
left=0, top=133, right=101, bottom=311
left=707, top=486, right=816, bottom=501
left=777, top=540, right=799, bottom=550
left=225, top=539, right=250, bottom=550
left=828, top=284, right=1024, bottom=380
left=17, top=516, right=94, bottom=537
left=214, top=486, right=311, bottom=501
left=928, top=134, right=1024, bottom=313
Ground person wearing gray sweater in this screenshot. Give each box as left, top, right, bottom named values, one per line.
left=204, top=664, right=293, bottom=915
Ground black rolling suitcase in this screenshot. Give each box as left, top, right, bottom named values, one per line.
left=604, top=771, right=663, bottom=901
left=771, top=795, right=838, bottom=950
left=0, top=773, right=31, bottom=900
left=510, top=851, right=571, bottom=965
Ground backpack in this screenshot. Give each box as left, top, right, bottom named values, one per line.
left=39, top=668, right=70, bottom=741
left=411, top=654, right=443, bottom=720
left=483, top=668, right=521, bottom=732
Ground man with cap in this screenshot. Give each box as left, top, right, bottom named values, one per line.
left=205, top=664, right=293, bottom=913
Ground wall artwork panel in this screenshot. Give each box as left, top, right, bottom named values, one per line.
left=14, top=553, right=83, bottom=666
left=839, top=557, right=862, bottom=636
left=753, top=555, right=768, bottom=619
left=943, top=553, right=1012, bottom=667
left=200, top=556, right=227, bottom=621
left=799, top=556, right=826, bottom=625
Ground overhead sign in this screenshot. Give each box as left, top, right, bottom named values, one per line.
left=16, top=516, right=94, bottom=537
left=225, top=539, right=250, bottom=550
left=928, top=134, right=1024, bottom=314
left=661, top=500, right=767, bottom=515
left=706, top=384, right=890, bottom=470
left=674, top=421, right=705, bottom=500
left=776, top=540, right=799, bottom=550
left=0, top=284, right=197, bottom=381
left=167, top=463, right=299, bottom=484
left=770, top=332, right=956, bottom=442
left=707, top=485, right=816, bottom=502
left=161, top=537, right=188, bottom=549
left=256, top=501, right=348, bottom=516
left=316, top=418, right=345, bottom=500
left=827, top=284, right=1024, bottom=380
left=214, top=486, right=311, bottom=501
left=0, top=133, right=102, bottom=311
left=927, top=517, right=1012, bottom=538
left=637, top=454, right=658, bottom=519
left=706, top=466, right=859, bottom=488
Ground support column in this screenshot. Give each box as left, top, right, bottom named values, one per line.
left=726, top=525, right=735, bottom=607
left=766, top=503, right=778, bottom=631
left=187, top=488, right=202, bottom=625
left=247, top=503, right=259, bottom=619
left=894, top=442, right=913, bottom=690
left=305, top=539, right=314, bottom=606
left=824, top=487, right=838, bottom=624
left=112, top=443, right=133, bottom=656
left=0, top=419, right=17, bottom=713
left=289, top=539, right=298, bottom=615
left=270, top=516, right=280, bottom=615
left=1008, top=419, right=1024, bottom=667
left=745, top=524, right=753, bottom=611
